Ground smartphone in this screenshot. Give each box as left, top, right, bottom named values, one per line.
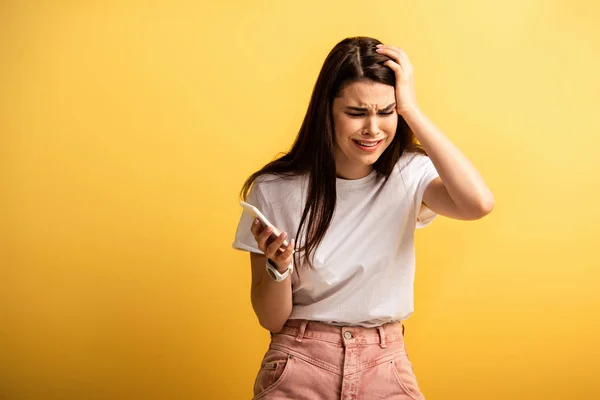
left=240, top=201, right=290, bottom=248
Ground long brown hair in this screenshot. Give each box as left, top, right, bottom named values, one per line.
left=240, top=36, right=426, bottom=269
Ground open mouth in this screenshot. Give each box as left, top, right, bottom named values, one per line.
left=352, top=139, right=384, bottom=152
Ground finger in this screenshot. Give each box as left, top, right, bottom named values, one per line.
left=376, top=45, right=402, bottom=59
left=250, top=218, right=262, bottom=237
left=257, top=225, right=274, bottom=252
left=387, top=47, right=412, bottom=70
left=266, top=231, right=288, bottom=258
left=280, top=238, right=295, bottom=259
left=378, top=52, right=403, bottom=71
left=270, top=239, right=295, bottom=268
left=390, top=46, right=406, bottom=56
left=376, top=46, right=409, bottom=68
left=377, top=44, right=405, bottom=55
left=384, top=59, right=403, bottom=73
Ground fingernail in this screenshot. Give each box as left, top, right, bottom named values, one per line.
left=376, top=44, right=383, bottom=47
left=290, top=239, right=295, bottom=246
left=265, top=227, right=272, bottom=233
left=253, top=219, right=260, bottom=225
left=281, top=232, right=288, bottom=238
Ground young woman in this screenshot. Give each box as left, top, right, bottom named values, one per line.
left=233, top=36, right=494, bottom=400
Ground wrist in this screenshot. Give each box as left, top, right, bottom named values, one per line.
left=265, top=258, right=294, bottom=282
left=398, top=104, right=422, bottom=118
left=268, top=258, right=292, bottom=273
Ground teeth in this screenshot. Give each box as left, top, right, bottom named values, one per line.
left=356, top=140, right=379, bottom=147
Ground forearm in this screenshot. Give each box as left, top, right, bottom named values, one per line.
left=251, top=269, right=293, bottom=333
left=402, top=106, right=494, bottom=212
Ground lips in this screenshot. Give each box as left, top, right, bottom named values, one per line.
left=354, top=140, right=381, bottom=147
left=352, top=139, right=384, bottom=152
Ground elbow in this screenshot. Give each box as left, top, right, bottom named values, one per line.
left=251, top=286, right=292, bottom=333
left=259, top=319, right=286, bottom=333
left=257, top=312, right=289, bottom=333
left=480, top=192, right=495, bottom=216
left=252, top=296, right=291, bottom=333
left=468, top=193, right=495, bottom=220
left=255, top=305, right=292, bottom=333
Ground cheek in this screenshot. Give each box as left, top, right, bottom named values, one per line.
left=335, top=119, right=359, bottom=140
left=383, top=118, right=398, bottom=133
left=383, top=120, right=398, bottom=142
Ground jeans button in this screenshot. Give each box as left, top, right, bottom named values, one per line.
left=344, top=331, right=353, bottom=340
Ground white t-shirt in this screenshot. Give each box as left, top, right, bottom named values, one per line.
left=232, top=152, right=440, bottom=327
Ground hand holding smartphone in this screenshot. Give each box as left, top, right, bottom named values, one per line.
left=240, top=201, right=290, bottom=248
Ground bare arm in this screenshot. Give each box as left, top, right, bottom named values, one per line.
left=406, top=108, right=495, bottom=220
left=249, top=220, right=295, bottom=333
left=376, top=44, right=494, bottom=220
left=250, top=253, right=292, bottom=333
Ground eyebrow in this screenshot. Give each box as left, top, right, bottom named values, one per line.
left=345, top=103, right=396, bottom=112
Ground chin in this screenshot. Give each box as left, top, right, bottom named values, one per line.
left=353, top=156, right=380, bottom=167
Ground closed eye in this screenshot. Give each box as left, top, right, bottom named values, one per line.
left=346, top=111, right=395, bottom=117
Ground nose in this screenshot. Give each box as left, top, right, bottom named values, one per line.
left=365, top=116, right=379, bottom=136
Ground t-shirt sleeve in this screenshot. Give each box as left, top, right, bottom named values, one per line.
left=232, top=182, right=267, bottom=254
left=413, top=154, right=440, bottom=229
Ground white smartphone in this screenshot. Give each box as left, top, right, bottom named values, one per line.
left=240, top=201, right=290, bottom=248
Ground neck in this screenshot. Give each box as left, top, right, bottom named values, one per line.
left=335, top=162, right=373, bottom=180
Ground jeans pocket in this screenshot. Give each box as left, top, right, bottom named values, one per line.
left=253, top=348, right=294, bottom=399
left=390, top=352, right=424, bottom=400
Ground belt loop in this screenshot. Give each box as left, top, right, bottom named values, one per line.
left=377, top=325, right=387, bottom=348
left=296, top=320, right=308, bottom=342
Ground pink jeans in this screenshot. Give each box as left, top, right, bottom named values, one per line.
left=252, top=319, right=426, bottom=400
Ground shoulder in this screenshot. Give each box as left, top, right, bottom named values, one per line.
left=251, top=172, right=308, bottom=202
left=394, top=151, right=432, bottom=174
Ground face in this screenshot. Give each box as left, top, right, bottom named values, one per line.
left=331, top=80, right=397, bottom=180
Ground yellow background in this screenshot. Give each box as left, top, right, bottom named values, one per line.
left=1, top=1, right=599, bottom=399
